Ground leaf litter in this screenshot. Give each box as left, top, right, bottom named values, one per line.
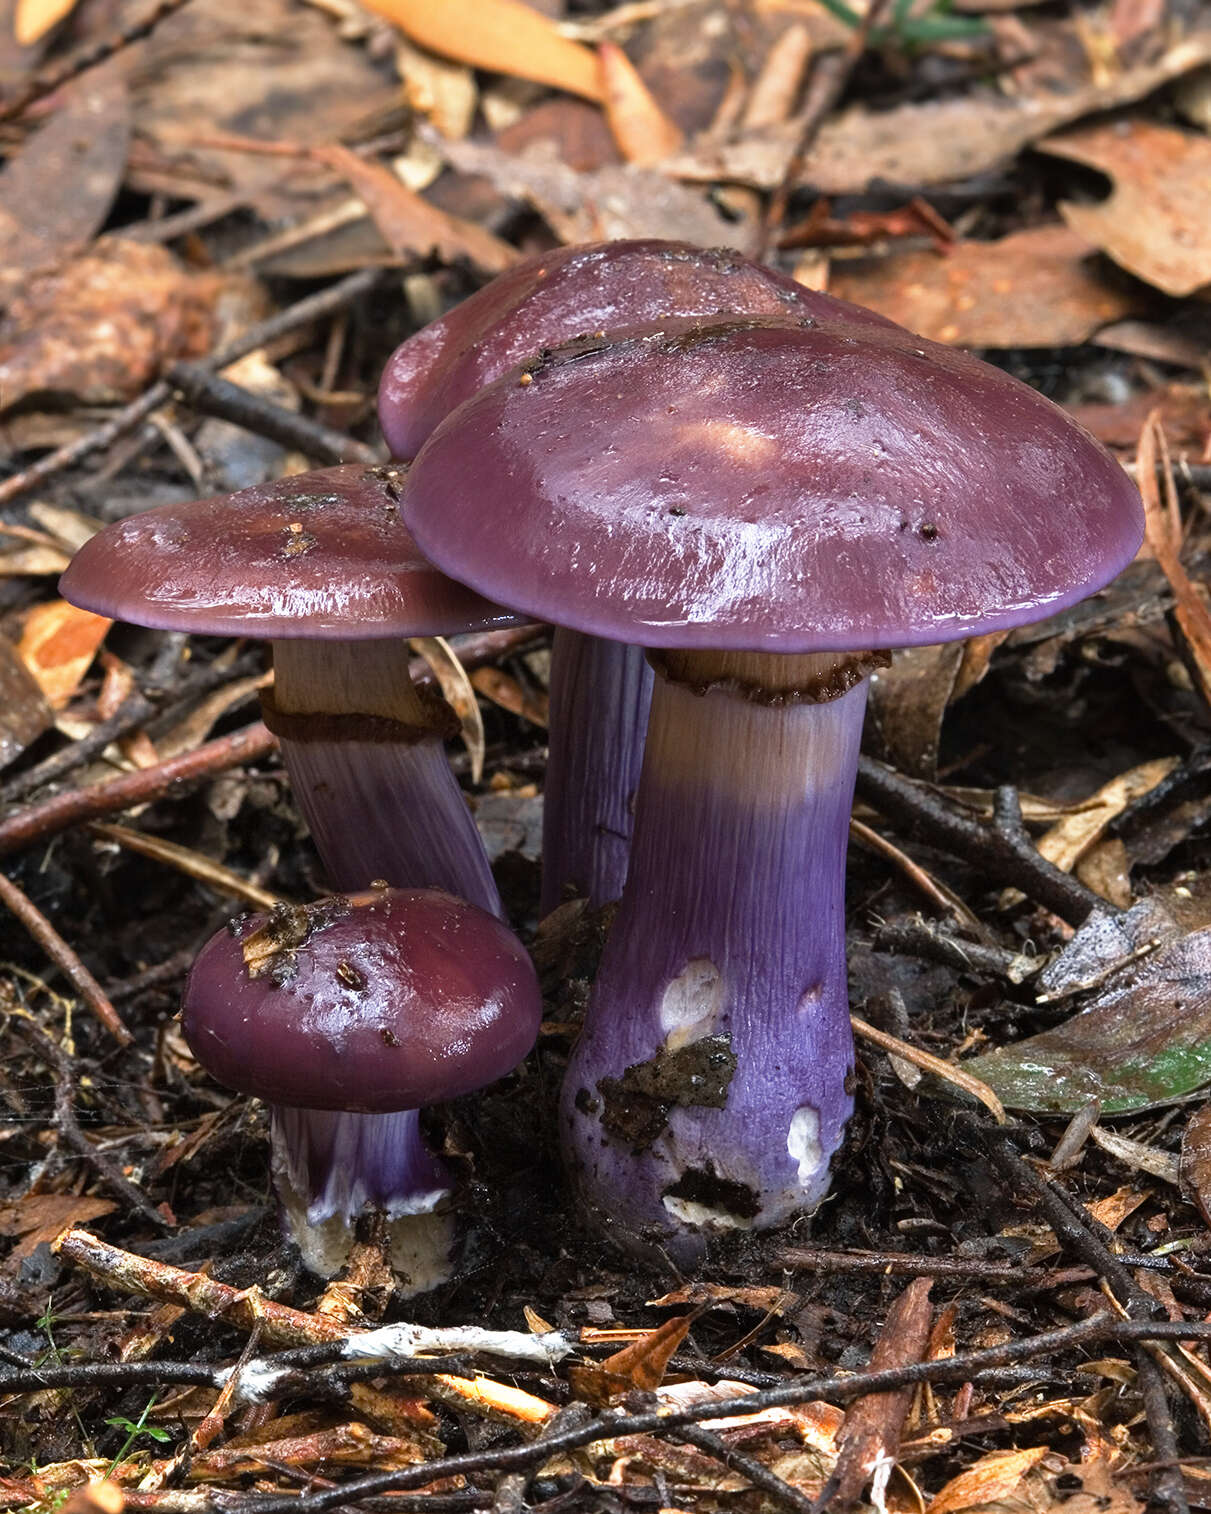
left=3, top=0, right=1211, bottom=1509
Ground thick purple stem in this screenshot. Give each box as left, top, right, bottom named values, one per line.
left=559, top=661, right=868, bottom=1262
left=541, top=630, right=653, bottom=916
left=279, top=733, right=501, bottom=912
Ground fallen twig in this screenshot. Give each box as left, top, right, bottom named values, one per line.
left=166, top=363, right=382, bottom=466
left=854, top=761, right=1109, bottom=924
left=0, top=870, right=130, bottom=1044
left=0, top=721, right=278, bottom=857
left=0, top=270, right=383, bottom=511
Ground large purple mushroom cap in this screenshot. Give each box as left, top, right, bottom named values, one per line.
left=182, top=887, right=542, bottom=1112
left=377, top=239, right=897, bottom=459
left=59, top=464, right=516, bottom=640
left=404, top=317, right=1145, bottom=652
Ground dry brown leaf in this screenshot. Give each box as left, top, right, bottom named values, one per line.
left=1040, top=120, right=1211, bottom=298
left=569, top=1315, right=692, bottom=1405
left=833, top=1278, right=934, bottom=1509
left=666, top=34, right=1211, bottom=192
left=13, top=0, right=77, bottom=44
left=648, top=1282, right=793, bottom=1312
left=395, top=33, right=477, bottom=140
left=311, top=146, right=517, bottom=276
left=1089, top=1124, right=1179, bottom=1184
left=469, top=666, right=549, bottom=728
left=1086, top=1184, right=1149, bottom=1231
left=926, top=1446, right=1050, bottom=1514
left=0, top=71, right=130, bottom=281
left=134, top=0, right=402, bottom=212
left=0, top=239, right=216, bottom=411
left=409, top=636, right=485, bottom=783
left=0, top=1194, right=116, bottom=1262
left=57, top=1479, right=125, bottom=1514
left=742, top=23, right=813, bottom=130
left=1138, top=412, right=1211, bottom=709
left=829, top=225, right=1138, bottom=348
left=17, top=601, right=111, bottom=711
left=1037, top=757, right=1178, bottom=873
left=866, top=644, right=965, bottom=780
left=1179, top=1103, right=1211, bottom=1228
left=435, top=134, right=745, bottom=249
left=362, top=0, right=602, bottom=101
left=0, top=634, right=54, bottom=770
left=598, top=41, right=683, bottom=164
left=1075, top=838, right=1133, bottom=908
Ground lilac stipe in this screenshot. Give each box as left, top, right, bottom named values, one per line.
left=404, top=319, right=1145, bottom=652
left=379, top=240, right=877, bottom=912
left=280, top=730, right=501, bottom=913
left=272, top=1106, right=451, bottom=1227
left=540, top=631, right=653, bottom=915
left=59, top=464, right=516, bottom=640
left=559, top=671, right=867, bottom=1260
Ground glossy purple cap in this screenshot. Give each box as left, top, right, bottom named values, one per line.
left=59, top=465, right=516, bottom=640
left=403, top=318, right=1144, bottom=652
left=377, top=239, right=896, bottom=459
left=182, top=888, right=542, bottom=1112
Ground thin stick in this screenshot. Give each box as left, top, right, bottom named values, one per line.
left=0, top=269, right=382, bottom=510
left=87, top=822, right=285, bottom=910
left=0, top=869, right=131, bottom=1044
left=13, top=1019, right=169, bottom=1226
left=0, top=721, right=277, bottom=858
left=855, top=759, right=1108, bottom=924
left=850, top=1014, right=1006, bottom=1123
left=167, top=363, right=382, bottom=465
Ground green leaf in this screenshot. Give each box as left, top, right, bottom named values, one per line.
left=964, top=928, right=1211, bottom=1114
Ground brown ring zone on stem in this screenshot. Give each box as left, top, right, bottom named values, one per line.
left=648, top=647, right=890, bottom=706
left=264, top=638, right=461, bottom=744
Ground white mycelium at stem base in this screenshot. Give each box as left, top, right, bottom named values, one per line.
left=262, top=639, right=500, bottom=1283
left=559, top=649, right=875, bottom=1262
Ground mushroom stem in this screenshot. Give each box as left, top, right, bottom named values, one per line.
left=541, top=630, right=653, bottom=916
left=262, top=641, right=499, bottom=1281
left=266, top=639, right=501, bottom=913
left=271, top=1105, right=453, bottom=1286
left=559, top=649, right=871, bottom=1261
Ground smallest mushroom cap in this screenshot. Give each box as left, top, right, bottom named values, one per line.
left=182, top=888, right=542, bottom=1112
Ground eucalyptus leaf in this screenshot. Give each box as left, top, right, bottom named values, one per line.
left=964, top=927, right=1211, bottom=1114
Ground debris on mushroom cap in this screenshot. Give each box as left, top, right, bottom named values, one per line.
left=403, top=315, right=1144, bottom=653
left=378, top=237, right=897, bottom=459
left=58, top=464, right=518, bottom=640
left=182, top=887, right=542, bottom=1113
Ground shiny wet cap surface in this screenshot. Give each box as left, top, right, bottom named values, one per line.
left=60, top=464, right=515, bottom=639
left=403, top=317, right=1144, bottom=652
left=182, top=887, right=542, bottom=1111
left=378, top=238, right=896, bottom=459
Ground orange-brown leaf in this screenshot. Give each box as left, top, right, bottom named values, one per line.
left=569, top=1314, right=692, bottom=1405
left=598, top=42, right=683, bottom=165
left=360, top=0, right=602, bottom=102
left=311, top=146, right=517, bottom=276
left=18, top=600, right=111, bottom=710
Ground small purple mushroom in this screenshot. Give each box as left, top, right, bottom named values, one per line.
left=378, top=239, right=892, bottom=915
left=402, top=314, right=1144, bottom=1259
left=182, top=886, right=542, bottom=1285
left=60, top=465, right=519, bottom=1269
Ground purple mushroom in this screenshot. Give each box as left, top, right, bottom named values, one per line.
left=378, top=239, right=894, bottom=916
left=60, top=465, right=518, bottom=1270
left=402, top=314, right=1144, bottom=1259
left=183, top=886, right=541, bottom=1285
left=60, top=465, right=509, bottom=908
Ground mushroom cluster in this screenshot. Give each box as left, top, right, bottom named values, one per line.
left=183, top=886, right=541, bottom=1284
left=400, top=303, right=1144, bottom=1260
left=60, top=237, right=1145, bottom=1279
